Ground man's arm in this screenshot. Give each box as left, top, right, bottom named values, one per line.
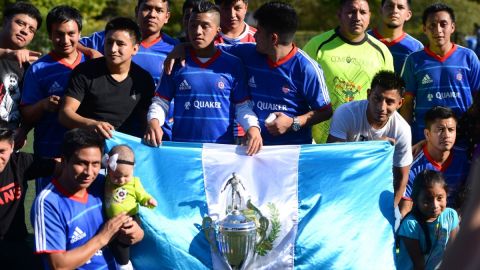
left=46, top=213, right=131, bottom=270
left=393, top=165, right=410, bottom=207
left=0, top=48, right=41, bottom=67
left=58, top=96, right=114, bottom=138
left=77, top=43, right=103, bottom=59
left=266, top=107, right=332, bottom=136
left=399, top=94, right=414, bottom=124
left=144, top=96, right=169, bottom=147
left=235, top=100, right=262, bottom=155
left=20, top=95, right=61, bottom=126
left=326, top=134, right=346, bottom=143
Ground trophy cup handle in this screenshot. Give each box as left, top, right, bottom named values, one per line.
left=202, top=216, right=217, bottom=252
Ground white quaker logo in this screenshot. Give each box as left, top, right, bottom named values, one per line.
left=421, top=74, right=433, bottom=85
left=248, top=76, right=256, bottom=88
left=179, top=79, right=191, bottom=90
left=70, top=226, right=87, bottom=244
left=184, top=101, right=191, bottom=110
left=427, top=93, right=434, bottom=102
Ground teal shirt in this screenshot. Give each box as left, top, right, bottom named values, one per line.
left=396, top=208, right=459, bottom=269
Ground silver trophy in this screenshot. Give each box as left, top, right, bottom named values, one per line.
left=203, top=173, right=269, bottom=270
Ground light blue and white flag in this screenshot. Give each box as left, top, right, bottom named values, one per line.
left=106, top=132, right=396, bottom=270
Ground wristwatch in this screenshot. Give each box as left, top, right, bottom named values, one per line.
left=291, top=116, right=301, bottom=132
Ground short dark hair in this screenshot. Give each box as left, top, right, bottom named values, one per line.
left=105, top=17, right=142, bottom=44
left=137, top=0, right=170, bottom=11
left=0, top=121, right=14, bottom=143
left=46, top=5, right=82, bottom=35
left=215, top=0, right=248, bottom=6
left=424, top=106, right=457, bottom=130
left=340, top=0, right=369, bottom=8
left=422, top=3, right=455, bottom=25
left=381, top=0, right=411, bottom=8
left=62, top=128, right=105, bottom=161
left=3, top=2, right=42, bottom=29
left=253, top=1, right=298, bottom=45
left=370, top=70, right=406, bottom=96
left=191, top=1, right=221, bottom=20
left=183, top=0, right=203, bottom=14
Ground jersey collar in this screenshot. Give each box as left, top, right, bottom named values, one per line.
left=423, top=145, right=453, bottom=172
left=49, top=50, right=83, bottom=70
left=424, top=43, right=457, bottom=63
left=267, top=44, right=297, bottom=68
left=371, top=28, right=406, bottom=47
left=189, top=48, right=221, bottom=68
left=335, top=27, right=368, bottom=45
left=141, top=34, right=163, bottom=48
left=52, top=178, right=89, bottom=204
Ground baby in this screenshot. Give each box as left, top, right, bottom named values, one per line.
left=103, top=144, right=157, bottom=270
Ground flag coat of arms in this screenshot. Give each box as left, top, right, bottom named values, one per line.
left=106, top=132, right=396, bottom=269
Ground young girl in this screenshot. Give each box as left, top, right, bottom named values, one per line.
left=103, top=144, right=157, bottom=270
left=396, top=170, right=459, bottom=269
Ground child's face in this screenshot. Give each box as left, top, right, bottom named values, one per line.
left=109, top=163, right=134, bottom=186
left=417, top=183, right=447, bottom=221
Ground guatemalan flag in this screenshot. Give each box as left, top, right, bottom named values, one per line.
left=106, top=132, right=396, bottom=269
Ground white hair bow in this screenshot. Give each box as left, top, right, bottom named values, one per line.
left=102, top=153, right=119, bottom=171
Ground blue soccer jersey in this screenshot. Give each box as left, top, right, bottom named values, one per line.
left=402, top=45, right=480, bottom=142
left=368, top=29, right=423, bottom=74
left=156, top=48, right=249, bottom=143
left=405, top=146, right=470, bottom=207
left=21, top=51, right=87, bottom=157
left=80, top=31, right=178, bottom=140
left=32, top=177, right=116, bottom=270
left=222, top=43, right=331, bottom=145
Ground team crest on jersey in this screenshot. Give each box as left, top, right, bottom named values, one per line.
left=282, top=85, right=291, bottom=94
left=184, top=101, right=191, bottom=110
left=217, top=81, right=225, bottom=90
left=456, top=71, right=463, bottom=81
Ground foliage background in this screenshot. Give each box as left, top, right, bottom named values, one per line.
left=1, top=0, right=480, bottom=51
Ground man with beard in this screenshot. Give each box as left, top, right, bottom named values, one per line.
left=304, top=0, right=394, bottom=144
left=368, top=0, right=423, bottom=74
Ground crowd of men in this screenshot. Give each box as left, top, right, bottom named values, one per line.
left=0, top=0, right=478, bottom=269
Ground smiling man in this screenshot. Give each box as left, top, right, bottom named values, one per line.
left=59, top=17, right=155, bottom=141
left=327, top=71, right=412, bottom=210
left=400, top=3, right=480, bottom=144
left=21, top=5, right=88, bottom=193
left=214, top=0, right=256, bottom=44
left=304, top=0, right=394, bottom=144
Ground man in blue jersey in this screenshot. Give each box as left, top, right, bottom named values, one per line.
left=32, top=128, right=144, bottom=270
left=369, top=0, right=423, bottom=74
left=402, top=106, right=469, bottom=213
left=59, top=17, right=155, bottom=140
left=400, top=3, right=480, bottom=143
left=144, top=1, right=262, bottom=155
left=164, top=1, right=332, bottom=145
left=20, top=5, right=87, bottom=193
left=80, top=0, right=176, bottom=140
